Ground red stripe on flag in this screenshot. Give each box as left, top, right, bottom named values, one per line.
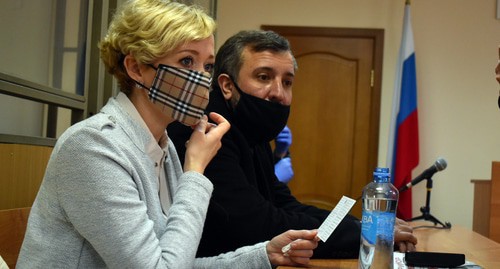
left=394, top=110, right=419, bottom=220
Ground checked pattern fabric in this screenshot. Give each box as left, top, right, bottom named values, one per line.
left=149, top=65, right=212, bottom=126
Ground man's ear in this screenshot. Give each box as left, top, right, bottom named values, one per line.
left=218, top=74, right=234, bottom=101
left=123, top=54, right=144, bottom=83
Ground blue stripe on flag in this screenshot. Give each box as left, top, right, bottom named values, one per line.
left=396, top=53, right=417, bottom=126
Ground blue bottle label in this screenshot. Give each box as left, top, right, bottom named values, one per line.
left=361, top=211, right=395, bottom=244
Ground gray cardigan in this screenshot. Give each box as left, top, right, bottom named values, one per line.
left=17, top=96, right=271, bottom=269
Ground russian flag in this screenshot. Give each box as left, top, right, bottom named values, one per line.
left=386, top=1, right=419, bottom=221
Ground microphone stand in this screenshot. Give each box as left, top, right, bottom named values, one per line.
left=408, top=177, right=452, bottom=229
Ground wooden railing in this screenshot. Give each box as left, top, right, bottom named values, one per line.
left=0, top=72, right=86, bottom=138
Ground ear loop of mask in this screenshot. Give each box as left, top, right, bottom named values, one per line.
left=225, top=75, right=250, bottom=101
left=222, top=75, right=243, bottom=110
left=136, top=81, right=147, bottom=90
left=133, top=64, right=159, bottom=92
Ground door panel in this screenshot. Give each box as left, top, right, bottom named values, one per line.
left=262, top=26, right=383, bottom=218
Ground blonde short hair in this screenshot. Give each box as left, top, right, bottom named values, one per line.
left=99, top=0, right=216, bottom=94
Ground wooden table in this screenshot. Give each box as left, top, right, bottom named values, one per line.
left=278, top=221, right=500, bottom=268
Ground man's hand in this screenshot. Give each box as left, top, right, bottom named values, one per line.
left=274, top=157, right=294, bottom=183
left=394, top=218, right=418, bottom=252
left=274, top=125, right=292, bottom=158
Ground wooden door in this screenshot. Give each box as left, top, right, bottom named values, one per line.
left=262, top=26, right=383, bottom=218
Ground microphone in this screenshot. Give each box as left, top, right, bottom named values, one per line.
left=399, top=157, right=447, bottom=192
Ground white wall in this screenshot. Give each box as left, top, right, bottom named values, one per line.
left=0, top=0, right=54, bottom=137
left=216, top=0, right=500, bottom=229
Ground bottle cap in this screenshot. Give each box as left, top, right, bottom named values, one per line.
left=373, top=167, right=390, bottom=180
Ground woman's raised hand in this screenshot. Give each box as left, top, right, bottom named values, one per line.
left=183, top=112, right=230, bottom=174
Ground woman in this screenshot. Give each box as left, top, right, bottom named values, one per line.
left=17, top=0, right=318, bottom=268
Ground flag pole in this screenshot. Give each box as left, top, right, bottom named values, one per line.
left=387, top=0, right=419, bottom=220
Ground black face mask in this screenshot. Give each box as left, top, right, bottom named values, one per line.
left=230, top=82, right=290, bottom=144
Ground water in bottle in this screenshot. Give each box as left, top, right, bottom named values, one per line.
left=358, top=167, right=399, bottom=269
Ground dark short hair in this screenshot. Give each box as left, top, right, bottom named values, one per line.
left=213, top=30, right=296, bottom=92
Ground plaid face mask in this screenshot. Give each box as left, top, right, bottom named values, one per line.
left=143, top=64, right=212, bottom=126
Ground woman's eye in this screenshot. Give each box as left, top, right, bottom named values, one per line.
left=204, top=63, right=214, bottom=73
left=180, top=57, right=193, bottom=67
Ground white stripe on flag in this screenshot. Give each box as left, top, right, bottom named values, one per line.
left=386, top=4, right=414, bottom=169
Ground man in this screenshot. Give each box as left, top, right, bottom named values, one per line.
left=168, top=30, right=417, bottom=258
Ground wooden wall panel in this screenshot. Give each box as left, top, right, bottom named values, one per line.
left=0, top=144, right=52, bottom=210
left=0, top=207, right=31, bottom=268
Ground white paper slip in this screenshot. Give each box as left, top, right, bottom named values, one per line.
left=281, top=242, right=291, bottom=256
left=317, top=195, right=356, bottom=242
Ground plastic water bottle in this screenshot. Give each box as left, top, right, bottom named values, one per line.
left=358, top=167, right=399, bottom=269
